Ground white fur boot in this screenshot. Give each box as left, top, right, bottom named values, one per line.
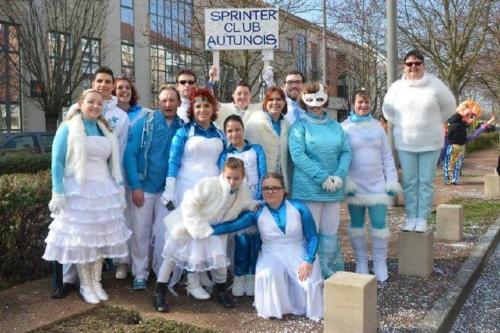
left=231, top=275, right=245, bottom=297
left=348, top=229, right=369, bottom=274
left=186, top=272, right=210, bottom=300
left=371, top=236, right=389, bottom=282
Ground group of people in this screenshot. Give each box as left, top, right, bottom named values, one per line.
left=42, top=48, right=487, bottom=322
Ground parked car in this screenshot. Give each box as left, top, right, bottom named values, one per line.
left=0, top=132, right=55, bottom=156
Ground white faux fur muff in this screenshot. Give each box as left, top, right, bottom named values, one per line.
left=65, top=113, right=122, bottom=185
left=165, top=176, right=257, bottom=241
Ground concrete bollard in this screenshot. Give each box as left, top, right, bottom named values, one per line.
left=436, top=204, right=464, bottom=241
left=324, top=272, right=377, bottom=333
left=484, top=174, right=500, bottom=199
left=398, top=230, right=434, bottom=278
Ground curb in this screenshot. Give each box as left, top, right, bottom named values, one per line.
left=418, top=216, right=500, bottom=333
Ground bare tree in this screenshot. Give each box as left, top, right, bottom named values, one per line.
left=399, top=0, right=495, bottom=102
left=0, top=0, right=108, bottom=131
left=327, top=0, right=387, bottom=115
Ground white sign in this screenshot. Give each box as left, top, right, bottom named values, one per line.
left=205, top=8, right=279, bottom=50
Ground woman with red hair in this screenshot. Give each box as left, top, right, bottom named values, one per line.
left=245, top=86, right=292, bottom=190
left=159, top=87, right=228, bottom=301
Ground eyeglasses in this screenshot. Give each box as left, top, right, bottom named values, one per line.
left=404, top=61, right=422, bottom=67
left=263, top=186, right=284, bottom=193
left=178, top=80, right=196, bottom=85
left=285, top=80, right=303, bottom=85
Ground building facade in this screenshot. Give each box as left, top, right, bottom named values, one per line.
left=0, top=0, right=355, bottom=133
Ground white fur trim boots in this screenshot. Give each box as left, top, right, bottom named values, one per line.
left=348, top=228, right=369, bottom=274
left=371, top=234, right=389, bottom=282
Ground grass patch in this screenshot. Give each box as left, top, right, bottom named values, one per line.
left=32, top=305, right=217, bottom=333
left=429, top=198, right=500, bottom=235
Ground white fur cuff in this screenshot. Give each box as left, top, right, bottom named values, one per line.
left=331, top=176, right=344, bottom=191
left=348, top=227, right=367, bottom=237
left=344, top=178, right=357, bottom=194
left=371, top=227, right=390, bottom=239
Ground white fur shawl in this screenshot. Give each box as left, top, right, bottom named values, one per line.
left=165, top=176, right=257, bottom=241
left=65, top=113, right=122, bottom=184
left=245, top=111, right=291, bottom=190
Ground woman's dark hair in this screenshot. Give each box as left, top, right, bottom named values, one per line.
left=113, top=75, right=139, bottom=107
left=403, top=49, right=424, bottom=63
left=298, top=82, right=329, bottom=110
left=224, top=156, right=245, bottom=177
left=187, top=87, right=218, bottom=122
left=352, top=89, right=371, bottom=104
left=233, top=81, right=251, bottom=94
left=262, top=86, right=288, bottom=115
left=262, top=172, right=288, bottom=198
left=223, top=114, right=244, bottom=132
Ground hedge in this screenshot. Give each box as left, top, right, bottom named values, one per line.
left=0, top=171, right=52, bottom=285
left=0, top=153, right=51, bottom=175
left=466, top=131, right=499, bottom=153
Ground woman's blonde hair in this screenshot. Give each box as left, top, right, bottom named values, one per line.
left=66, top=89, right=113, bottom=132
left=457, top=99, right=481, bottom=118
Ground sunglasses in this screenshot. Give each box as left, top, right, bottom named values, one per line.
left=404, top=61, right=422, bottom=67
left=263, top=186, right=283, bottom=193
left=178, top=80, right=195, bottom=85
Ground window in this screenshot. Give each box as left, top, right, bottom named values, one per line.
left=310, top=42, right=319, bottom=81
left=121, top=0, right=135, bottom=78
left=149, top=0, right=194, bottom=104
left=4, top=135, right=35, bottom=150
left=81, top=37, right=101, bottom=75
left=295, top=33, right=306, bottom=75
left=0, top=22, right=21, bottom=132
left=286, top=38, right=293, bottom=52
left=49, top=31, right=71, bottom=73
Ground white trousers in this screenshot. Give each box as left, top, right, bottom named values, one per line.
left=304, top=201, right=340, bottom=235
left=130, top=192, right=163, bottom=280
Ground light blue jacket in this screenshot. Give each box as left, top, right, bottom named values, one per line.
left=123, top=111, right=183, bottom=193
left=288, top=111, right=352, bottom=201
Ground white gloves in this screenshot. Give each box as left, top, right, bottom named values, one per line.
left=262, top=66, right=274, bottom=87
left=331, top=176, right=344, bottom=191
left=322, top=177, right=336, bottom=192
left=48, top=192, right=66, bottom=215
left=160, top=177, right=176, bottom=206
left=322, top=176, right=344, bottom=193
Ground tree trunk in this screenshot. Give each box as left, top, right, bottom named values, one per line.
left=45, top=113, right=59, bottom=133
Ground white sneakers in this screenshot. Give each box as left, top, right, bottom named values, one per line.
left=414, top=218, right=428, bottom=233
left=115, top=263, right=128, bottom=280
left=402, top=218, right=428, bottom=232
left=402, top=218, right=417, bottom=232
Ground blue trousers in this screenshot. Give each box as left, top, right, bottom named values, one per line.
left=233, top=233, right=261, bottom=276
left=348, top=204, right=387, bottom=230
left=397, top=149, right=440, bottom=220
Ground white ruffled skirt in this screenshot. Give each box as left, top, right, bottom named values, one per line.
left=161, top=231, right=229, bottom=272
left=43, top=177, right=131, bottom=264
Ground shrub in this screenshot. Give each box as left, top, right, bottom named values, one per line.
left=0, top=171, right=51, bottom=285
left=0, top=153, right=51, bottom=175
left=466, top=131, right=499, bottom=153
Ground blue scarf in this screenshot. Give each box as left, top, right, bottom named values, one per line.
left=349, top=111, right=373, bottom=123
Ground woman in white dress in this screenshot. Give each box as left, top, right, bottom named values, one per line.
left=160, top=87, right=226, bottom=299
left=43, top=89, right=131, bottom=304
left=211, top=173, right=323, bottom=321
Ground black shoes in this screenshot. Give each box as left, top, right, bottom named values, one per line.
left=153, top=282, right=169, bottom=312
left=214, top=282, right=235, bottom=309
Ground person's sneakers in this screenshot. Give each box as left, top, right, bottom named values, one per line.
left=414, top=219, right=428, bottom=233
left=115, top=263, right=128, bottom=280
left=133, top=278, right=148, bottom=290
left=231, top=276, right=245, bottom=297
left=402, top=218, right=416, bottom=232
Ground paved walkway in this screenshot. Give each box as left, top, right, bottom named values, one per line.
left=0, top=148, right=498, bottom=332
